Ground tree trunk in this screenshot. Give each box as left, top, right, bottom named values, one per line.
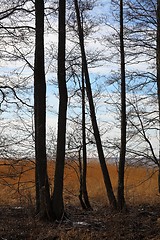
left=81, top=69, right=92, bottom=210
left=117, top=0, right=127, bottom=210
left=34, top=0, right=51, bottom=219
left=78, top=149, right=87, bottom=210
left=51, top=0, right=67, bottom=220
left=157, top=0, right=160, bottom=191
left=74, top=0, right=117, bottom=209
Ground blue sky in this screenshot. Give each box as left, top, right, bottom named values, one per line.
left=0, top=0, right=159, bottom=160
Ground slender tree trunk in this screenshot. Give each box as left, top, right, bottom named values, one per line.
left=74, top=0, right=117, bottom=209
left=117, top=0, right=127, bottom=210
left=34, top=0, right=51, bottom=218
left=51, top=0, right=67, bottom=220
left=78, top=149, right=87, bottom=210
left=81, top=69, right=92, bottom=210
left=157, top=0, right=160, bottom=193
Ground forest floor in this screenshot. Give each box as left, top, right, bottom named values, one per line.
left=0, top=203, right=160, bottom=240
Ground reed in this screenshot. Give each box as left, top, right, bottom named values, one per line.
left=0, top=159, right=159, bottom=206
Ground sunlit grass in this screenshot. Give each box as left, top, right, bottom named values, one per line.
left=0, top=159, right=159, bottom=206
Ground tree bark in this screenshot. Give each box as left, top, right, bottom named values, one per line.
left=157, top=0, right=160, bottom=193
left=74, top=0, right=117, bottom=209
left=81, top=68, right=92, bottom=210
left=34, top=0, right=51, bottom=218
left=51, top=0, right=67, bottom=220
left=117, top=0, right=127, bottom=210
left=78, top=149, right=87, bottom=210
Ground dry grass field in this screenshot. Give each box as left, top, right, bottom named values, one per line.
left=0, top=160, right=160, bottom=240
left=0, top=159, right=159, bottom=206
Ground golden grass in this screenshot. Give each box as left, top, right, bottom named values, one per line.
left=0, top=159, right=159, bottom=206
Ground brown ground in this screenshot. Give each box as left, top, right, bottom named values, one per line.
left=0, top=161, right=160, bottom=239
left=0, top=203, right=160, bottom=240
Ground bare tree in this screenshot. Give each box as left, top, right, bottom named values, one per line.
left=156, top=0, right=160, bottom=192
left=80, top=68, right=92, bottom=210
left=74, top=0, right=117, bottom=209
left=117, top=0, right=127, bottom=210
left=34, top=0, right=51, bottom=219
left=51, top=0, right=68, bottom=220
